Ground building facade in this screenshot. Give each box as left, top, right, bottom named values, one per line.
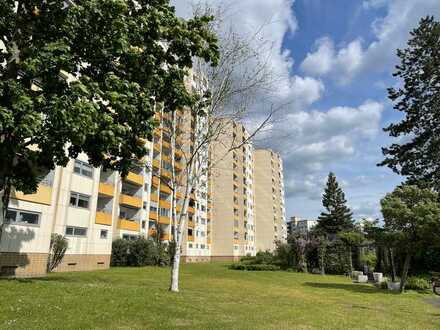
left=0, top=116, right=286, bottom=276
left=287, top=216, right=317, bottom=236
left=210, top=122, right=256, bottom=261
left=253, top=149, right=286, bottom=252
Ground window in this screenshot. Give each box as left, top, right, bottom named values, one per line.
left=143, top=201, right=147, bottom=210
left=201, top=244, right=205, bottom=249
left=188, top=228, right=193, bottom=236
left=159, top=192, right=169, bottom=201
left=144, top=183, right=149, bottom=192
left=142, top=221, right=146, bottom=229
left=66, top=226, right=87, bottom=237
left=122, top=234, right=138, bottom=241
left=70, top=192, right=90, bottom=209
left=73, top=160, right=93, bottom=178
left=100, top=229, right=108, bottom=239
left=188, top=243, right=193, bottom=248
left=6, top=209, right=40, bottom=226
left=159, top=208, right=169, bottom=217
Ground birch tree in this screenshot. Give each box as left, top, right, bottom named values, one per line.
left=161, top=3, right=283, bottom=292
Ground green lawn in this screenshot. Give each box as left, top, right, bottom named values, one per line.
left=1, top=263, right=439, bottom=329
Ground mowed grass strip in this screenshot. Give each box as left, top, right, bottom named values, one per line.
left=1, top=263, right=439, bottom=329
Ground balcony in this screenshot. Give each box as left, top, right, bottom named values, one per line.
left=149, top=212, right=158, bottom=221
left=187, top=236, right=194, bottom=242
left=160, top=184, right=171, bottom=194
left=119, top=194, right=142, bottom=209
left=11, top=185, right=52, bottom=206
left=95, top=211, right=113, bottom=226
left=159, top=200, right=171, bottom=209
left=159, top=216, right=171, bottom=225
left=98, top=183, right=114, bottom=197
left=118, top=218, right=140, bottom=231
left=161, top=234, right=171, bottom=241
left=152, top=176, right=160, bottom=187
left=125, top=172, right=143, bottom=186
left=152, top=159, right=160, bottom=169
left=161, top=169, right=171, bottom=178
left=188, top=206, right=195, bottom=214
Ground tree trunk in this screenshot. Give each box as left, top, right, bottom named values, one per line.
left=319, top=249, right=325, bottom=275
left=388, top=247, right=396, bottom=282
left=170, top=244, right=181, bottom=292
left=347, top=246, right=353, bottom=274
left=399, top=253, right=411, bottom=293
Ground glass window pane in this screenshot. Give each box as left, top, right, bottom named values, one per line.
left=5, top=210, right=17, bottom=222
left=74, top=227, right=87, bottom=236
left=65, top=227, right=74, bottom=235
left=100, top=230, right=108, bottom=239
left=77, top=195, right=89, bottom=208
left=70, top=194, right=78, bottom=206
left=20, top=212, right=39, bottom=225
left=73, top=161, right=82, bottom=174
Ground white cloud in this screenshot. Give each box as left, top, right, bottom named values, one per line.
left=301, top=0, right=440, bottom=83
left=301, top=37, right=364, bottom=84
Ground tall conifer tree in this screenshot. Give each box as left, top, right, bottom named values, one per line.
left=316, top=172, right=353, bottom=236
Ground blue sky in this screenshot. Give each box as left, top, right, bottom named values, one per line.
left=173, top=0, right=440, bottom=221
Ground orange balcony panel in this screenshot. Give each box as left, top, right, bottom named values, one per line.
left=150, top=194, right=159, bottom=203
left=162, top=140, right=171, bottom=149
left=152, top=176, right=160, bottom=187
left=125, top=172, right=143, bottom=186
left=149, top=212, right=158, bottom=221
left=207, top=239, right=212, bottom=244
left=95, top=211, right=113, bottom=226
left=161, top=234, right=171, bottom=241
left=187, top=236, right=194, bottom=242
left=188, top=206, right=195, bottom=214
left=161, top=170, right=171, bottom=178
left=176, top=191, right=183, bottom=199
left=187, top=221, right=194, bottom=228
left=234, top=239, right=240, bottom=245
left=159, top=200, right=171, bottom=209
left=160, top=184, right=171, bottom=194
left=174, top=162, right=183, bottom=171
left=98, top=183, right=114, bottom=197
left=118, top=219, right=140, bottom=232
left=153, top=159, right=160, bottom=169
left=11, top=185, right=52, bottom=206
left=162, top=154, right=171, bottom=163
left=159, top=216, right=171, bottom=225
left=176, top=205, right=182, bottom=212
left=119, top=194, right=142, bottom=209
left=175, top=149, right=183, bottom=157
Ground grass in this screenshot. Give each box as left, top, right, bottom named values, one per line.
left=1, top=263, right=439, bottom=329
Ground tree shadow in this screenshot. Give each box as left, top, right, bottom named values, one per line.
left=0, top=226, right=36, bottom=277
left=303, top=282, right=399, bottom=295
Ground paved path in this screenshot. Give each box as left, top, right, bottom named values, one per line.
left=425, top=296, right=440, bottom=308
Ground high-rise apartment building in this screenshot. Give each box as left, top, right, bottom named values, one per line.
left=254, top=149, right=286, bottom=252
left=0, top=113, right=285, bottom=276
left=210, top=122, right=256, bottom=260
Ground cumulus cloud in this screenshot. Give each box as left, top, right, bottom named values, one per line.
left=300, top=37, right=364, bottom=83
left=301, top=0, right=440, bottom=83
left=273, top=101, right=384, bottom=198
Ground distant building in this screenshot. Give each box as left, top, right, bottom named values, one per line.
left=287, top=216, right=317, bottom=236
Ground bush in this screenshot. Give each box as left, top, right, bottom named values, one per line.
left=47, top=234, right=68, bottom=272
left=405, top=276, right=431, bottom=291
left=238, top=251, right=276, bottom=265
left=111, top=239, right=130, bottom=266
left=229, top=263, right=280, bottom=271
left=127, top=238, right=157, bottom=266
left=110, top=238, right=172, bottom=267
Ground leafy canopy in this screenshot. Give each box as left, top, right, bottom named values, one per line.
left=381, top=185, right=440, bottom=252
left=380, top=16, right=440, bottom=190
left=0, top=0, right=219, bottom=195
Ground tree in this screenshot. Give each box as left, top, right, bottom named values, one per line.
left=379, top=16, right=440, bottom=191
left=159, top=2, right=281, bottom=292
left=288, top=233, right=312, bottom=272
left=316, top=173, right=354, bottom=237
left=338, top=231, right=364, bottom=274
left=0, top=1, right=219, bottom=243
left=381, top=185, right=440, bottom=292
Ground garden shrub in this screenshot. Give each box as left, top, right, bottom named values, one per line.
left=111, top=238, right=171, bottom=267
left=47, top=233, right=68, bottom=272
left=127, top=238, right=157, bottom=266
left=111, top=239, right=130, bottom=266
left=229, top=263, right=280, bottom=271
left=405, top=276, right=431, bottom=291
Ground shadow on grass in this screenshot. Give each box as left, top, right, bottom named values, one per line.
left=303, top=282, right=399, bottom=295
